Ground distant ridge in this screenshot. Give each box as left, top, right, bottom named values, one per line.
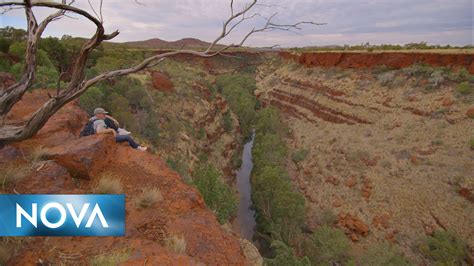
left=119, top=37, right=224, bottom=50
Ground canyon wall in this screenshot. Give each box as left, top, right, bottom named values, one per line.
left=256, top=54, right=474, bottom=262
left=279, top=51, right=474, bottom=73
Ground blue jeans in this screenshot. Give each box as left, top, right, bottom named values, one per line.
left=115, top=135, right=139, bottom=149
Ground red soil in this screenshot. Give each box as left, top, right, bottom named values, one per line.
left=279, top=51, right=474, bottom=73
left=1, top=90, right=247, bottom=265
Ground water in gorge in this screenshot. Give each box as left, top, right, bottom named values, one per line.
left=235, top=133, right=257, bottom=241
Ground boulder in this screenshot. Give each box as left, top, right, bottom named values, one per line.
left=441, top=97, right=454, bottom=106
left=239, top=239, right=263, bottom=266
left=466, top=107, right=474, bottom=119
left=325, top=176, right=340, bottom=186
left=344, top=175, right=357, bottom=188
left=337, top=213, right=369, bottom=241
left=48, top=134, right=117, bottom=179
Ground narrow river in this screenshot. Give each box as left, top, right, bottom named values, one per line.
left=235, top=133, right=256, bottom=241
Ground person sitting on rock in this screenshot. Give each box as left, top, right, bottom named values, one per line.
left=92, top=107, right=148, bottom=151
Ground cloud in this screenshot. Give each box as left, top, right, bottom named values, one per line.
left=0, top=0, right=472, bottom=46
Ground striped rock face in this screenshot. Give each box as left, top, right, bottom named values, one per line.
left=256, top=55, right=474, bottom=262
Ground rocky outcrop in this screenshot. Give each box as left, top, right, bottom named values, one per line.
left=1, top=90, right=249, bottom=265
left=257, top=57, right=474, bottom=262
left=337, top=213, right=370, bottom=242
left=151, top=71, right=174, bottom=92
left=48, top=135, right=117, bottom=179
left=280, top=51, right=474, bottom=73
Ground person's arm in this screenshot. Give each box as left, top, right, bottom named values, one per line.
left=96, top=128, right=117, bottom=136
left=105, top=115, right=119, bottom=127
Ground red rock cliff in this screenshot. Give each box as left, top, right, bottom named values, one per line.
left=0, top=90, right=249, bottom=265
left=279, top=51, right=474, bottom=73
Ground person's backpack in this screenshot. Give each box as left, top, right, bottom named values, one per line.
left=104, top=117, right=118, bottom=131
left=79, top=118, right=97, bottom=137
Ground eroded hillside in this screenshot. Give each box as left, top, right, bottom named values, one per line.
left=0, top=90, right=261, bottom=265
left=256, top=53, right=474, bottom=262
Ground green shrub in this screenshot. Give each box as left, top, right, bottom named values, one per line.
left=79, top=87, right=105, bottom=115
left=305, top=225, right=352, bottom=265
left=221, top=83, right=257, bottom=137
left=92, top=55, right=126, bottom=73
left=31, top=65, right=58, bottom=89
left=231, top=150, right=242, bottom=169
left=418, top=230, right=468, bottom=265
left=265, top=240, right=310, bottom=266
left=141, top=112, right=160, bottom=147
left=360, top=242, right=413, bottom=266
left=192, top=163, right=237, bottom=224
left=403, top=64, right=434, bottom=78
left=457, top=81, right=472, bottom=95
left=291, top=149, right=309, bottom=163
left=252, top=165, right=305, bottom=244
left=166, top=156, right=188, bottom=178
left=197, top=152, right=208, bottom=163
left=222, top=111, right=233, bottom=133
left=429, top=70, right=445, bottom=88
left=216, top=74, right=256, bottom=94
left=377, top=71, right=396, bottom=86
left=217, top=74, right=257, bottom=137
left=197, top=127, right=206, bottom=140
left=0, top=163, right=29, bottom=188
left=251, top=107, right=306, bottom=247
left=9, top=63, right=24, bottom=79
left=0, top=37, right=10, bottom=53
left=254, top=107, right=285, bottom=136
left=0, top=55, right=11, bottom=72
left=470, top=138, right=474, bottom=150
left=316, top=208, right=338, bottom=226
left=456, top=68, right=470, bottom=81
left=252, top=133, right=287, bottom=171
left=8, top=41, right=25, bottom=59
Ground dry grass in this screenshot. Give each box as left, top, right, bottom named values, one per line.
left=27, top=145, right=50, bottom=163
left=135, top=187, right=163, bottom=208
left=164, top=234, right=186, bottom=254
left=0, top=244, right=10, bottom=265
left=90, top=249, right=130, bottom=266
left=93, top=174, right=123, bottom=194
left=0, top=237, right=28, bottom=264
left=0, top=163, right=29, bottom=188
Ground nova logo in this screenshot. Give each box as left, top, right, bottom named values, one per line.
left=16, top=202, right=109, bottom=229
left=0, top=195, right=125, bottom=236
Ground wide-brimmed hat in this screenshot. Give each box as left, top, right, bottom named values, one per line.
left=93, top=107, right=109, bottom=115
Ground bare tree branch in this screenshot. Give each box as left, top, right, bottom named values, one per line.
left=0, top=0, right=118, bottom=118
left=0, top=0, right=322, bottom=144
left=205, top=0, right=258, bottom=53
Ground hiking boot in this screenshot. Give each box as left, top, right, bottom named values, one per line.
left=137, top=146, right=148, bottom=151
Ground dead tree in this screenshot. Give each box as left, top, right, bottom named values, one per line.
left=0, top=0, right=321, bottom=145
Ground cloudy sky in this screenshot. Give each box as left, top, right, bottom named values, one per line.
left=0, top=0, right=472, bottom=47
